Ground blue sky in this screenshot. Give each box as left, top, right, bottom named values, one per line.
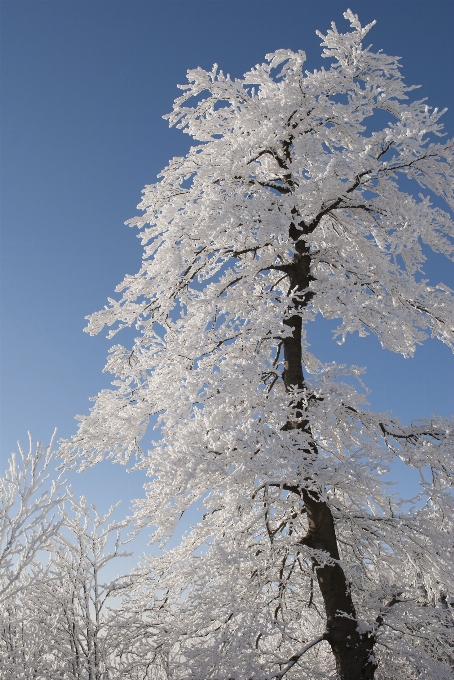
left=1, top=1, right=453, bottom=530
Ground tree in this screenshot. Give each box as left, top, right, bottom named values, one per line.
left=0, top=564, right=63, bottom=680
left=42, top=495, right=132, bottom=680
left=0, top=432, right=65, bottom=606
left=0, top=494, right=134, bottom=680
left=60, top=10, right=454, bottom=679
left=0, top=433, right=66, bottom=678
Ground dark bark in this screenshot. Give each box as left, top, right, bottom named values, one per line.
left=282, top=229, right=376, bottom=679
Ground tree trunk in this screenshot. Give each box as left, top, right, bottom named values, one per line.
left=282, top=236, right=376, bottom=679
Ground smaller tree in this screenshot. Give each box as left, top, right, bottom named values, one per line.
left=0, top=431, right=65, bottom=605
left=0, top=564, right=62, bottom=680
left=0, top=493, right=134, bottom=680
left=39, top=495, right=133, bottom=680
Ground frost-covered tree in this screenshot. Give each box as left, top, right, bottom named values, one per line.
left=39, top=496, right=132, bottom=680
left=0, top=564, right=63, bottom=680
left=0, top=495, right=133, bottom=680
left=0, top=432, right=65, bottom=606
left=60, top=11, right=454, bottom=680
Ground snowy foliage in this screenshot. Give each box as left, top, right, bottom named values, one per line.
left=52, top=9, right=453, bottom=678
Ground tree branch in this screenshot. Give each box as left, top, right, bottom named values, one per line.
left=263, top=633, right=327, bottom=679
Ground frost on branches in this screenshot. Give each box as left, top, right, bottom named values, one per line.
left=60, top=11, right=454, bottom=680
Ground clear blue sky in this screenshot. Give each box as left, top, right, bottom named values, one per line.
left=1, top=1, right=453, bottom=520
